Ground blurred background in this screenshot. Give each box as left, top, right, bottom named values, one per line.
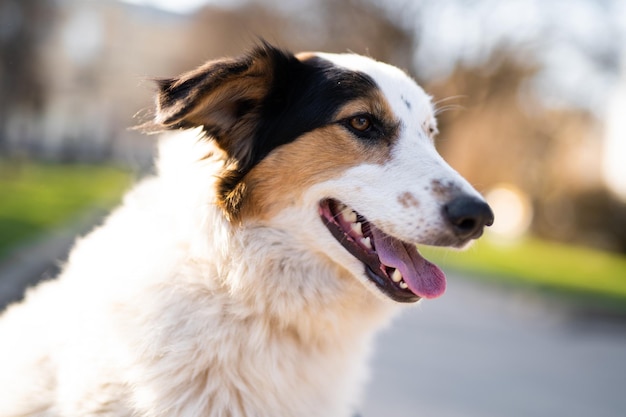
left=1, top=0, right=625, bottom=416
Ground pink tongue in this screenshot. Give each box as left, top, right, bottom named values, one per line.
left=371, top=227, right=446, bottom=299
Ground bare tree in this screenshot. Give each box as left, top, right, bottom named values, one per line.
left=0, top=0, right=57, bottom=154
left=185, top=0, right=415, bottom=71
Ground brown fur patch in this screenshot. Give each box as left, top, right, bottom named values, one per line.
left=431, top=179, right=459, bottom=198
left=397, top=192, right=420, bottom=209
left=294, top=52, right=317, bottom=61
left=238, top=124, right=391, bottom=221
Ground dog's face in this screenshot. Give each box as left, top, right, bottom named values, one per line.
left=149, top=44, right=493, bottom=304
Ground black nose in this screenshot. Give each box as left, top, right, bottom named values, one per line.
left=443, top=195, right=494, bottom=240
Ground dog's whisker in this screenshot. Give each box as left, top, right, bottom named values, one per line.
left=434, top=95, right=467, bottom=117
left=433, top=95, right=467, bottom=106
left=434, top=104, right=465, bottom=116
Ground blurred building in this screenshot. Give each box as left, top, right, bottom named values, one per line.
left=1, top=0, right=194, bottom=164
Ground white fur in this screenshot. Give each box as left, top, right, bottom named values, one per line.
left=0, top=53, right=486, bottom=417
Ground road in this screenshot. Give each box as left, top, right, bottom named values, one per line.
left=360, top=274, right=626, bottom=417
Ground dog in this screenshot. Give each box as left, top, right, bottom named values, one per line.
left=0, top=44, right=493, bottom=417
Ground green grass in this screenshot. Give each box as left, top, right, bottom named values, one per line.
left=0, top=160, right=132, bottom=258
left=423, top=236, right=626, bottom=307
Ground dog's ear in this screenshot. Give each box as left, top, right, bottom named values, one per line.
left=147, top=43, right=297, bottom=170
left=144, top=43, right=302, bottom=220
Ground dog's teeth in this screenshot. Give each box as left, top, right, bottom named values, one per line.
left=350, top=222, right=363, bottom=236
left=399, top=280, right=408, bottom=289
left=342, top=208, right=357, bottom=223
left=360, top=237, right=372, bottom=250
left=391, top=268, right=403, bottom=283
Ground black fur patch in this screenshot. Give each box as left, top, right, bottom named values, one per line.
left=149, top=43, right=379, bottom=217
left=241, top=50, right=377, bottom=176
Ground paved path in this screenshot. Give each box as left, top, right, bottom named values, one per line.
left=360, top=274, right=626, bottom=417
left=0, top=228, right=76, bottom=309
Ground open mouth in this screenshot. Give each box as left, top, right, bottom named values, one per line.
left=319, top=198, right=446, bottom=303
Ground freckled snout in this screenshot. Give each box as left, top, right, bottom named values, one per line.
left=443, top=195, right=494, bottom=240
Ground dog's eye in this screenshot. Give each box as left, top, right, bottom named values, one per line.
left=341, top=113, right=390, bottom=141
left=348, top=115, right=372, bottom=132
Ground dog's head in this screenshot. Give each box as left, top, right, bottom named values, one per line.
left=147, top=43, right=493, bottom=304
